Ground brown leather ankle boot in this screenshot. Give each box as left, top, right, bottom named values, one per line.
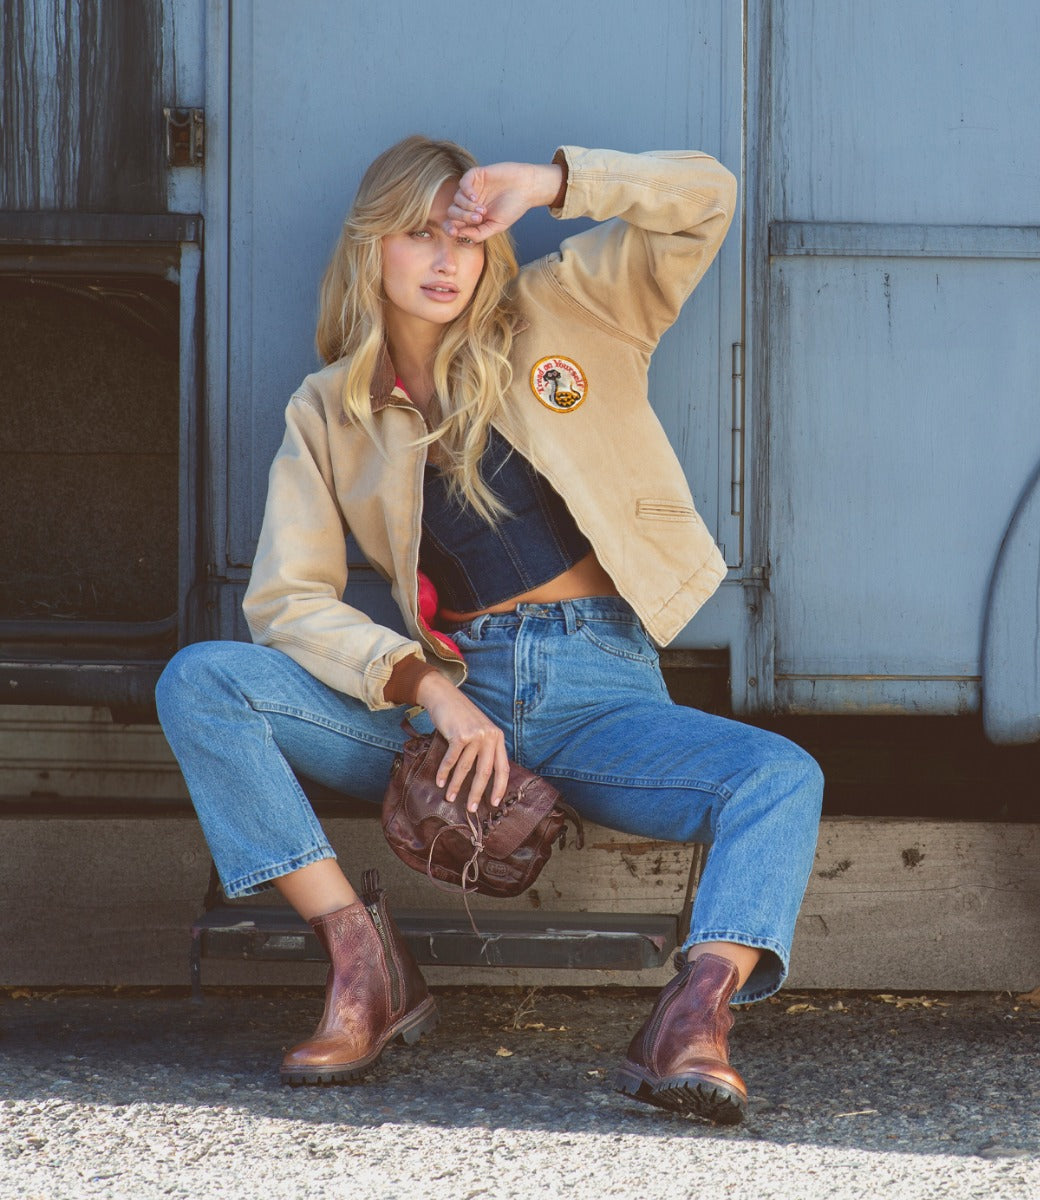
left=615, top=951, right=748, bottom=1124
left=280, top=870, right=438, bottom=1085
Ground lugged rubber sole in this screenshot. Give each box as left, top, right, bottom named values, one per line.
left=614, top=1062, right=747, bottom=1126
left=280, top=998, right=439, bottom=1086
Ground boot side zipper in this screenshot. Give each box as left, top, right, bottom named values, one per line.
left=367, top=903, right=402, bottom=1013
left=639, top=970, right=688, bottom=1069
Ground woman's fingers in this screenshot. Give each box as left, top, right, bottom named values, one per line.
left=455, top=167, right=485, bottom=206
left=443, top=738, right=480, bottom=805
left=456, top=753, right=488, bottom=813
left=449, top=188, right=485, bottom=216
left=445, top=205, right=484, bottom=225
left=417, top=674, right=508, bottom=810
left=490, top=737, right=510, bottom=808
left=445, top=163, right=534, bottom=242
left=434, top=734, right=465, bottom=790
left=435, top=726, right=508, bottom=811
left=448, top=172, right=486, bottom=225
left=460, top=729, right=508, bottom=816
left=443, top=732, right=499, bottom=810
left=442, top=205, right=486, bottom=239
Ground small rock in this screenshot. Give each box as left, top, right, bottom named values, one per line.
left=975, top=1139, right=1034, bottom=1160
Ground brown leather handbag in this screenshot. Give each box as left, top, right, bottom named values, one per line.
left=382, top=721, right=584, bottom=900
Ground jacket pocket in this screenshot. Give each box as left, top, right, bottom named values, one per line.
left=635, top=498, right=696, bottom=522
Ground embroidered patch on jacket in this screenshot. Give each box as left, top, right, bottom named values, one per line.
left=529, top=356, right=588, bottom=413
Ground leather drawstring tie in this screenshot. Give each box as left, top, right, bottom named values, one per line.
left=425, top=810, right=485, bottom=937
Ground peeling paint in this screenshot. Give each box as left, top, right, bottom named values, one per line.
left=588, top=840, right=670, bottom=855
left=619, top=855, right=640, bottom=879
left=817, top=859, right=852, bottom=880
left=1, top=0, right=165, bottom=212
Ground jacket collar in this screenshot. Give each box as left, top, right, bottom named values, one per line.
left=368, top=351, right=405, bottom=414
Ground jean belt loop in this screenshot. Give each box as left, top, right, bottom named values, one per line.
left=471, top=613, right=489, bottom=641
left=561, top=599, right=578, bottom=635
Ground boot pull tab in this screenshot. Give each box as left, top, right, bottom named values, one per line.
left=362, top=868, right=383, bottom=901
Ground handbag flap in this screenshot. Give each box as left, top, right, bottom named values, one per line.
left=480, top=774, right=561, bottom=856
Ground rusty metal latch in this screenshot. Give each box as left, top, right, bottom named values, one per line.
left=163, top=107, right=204, bottom=167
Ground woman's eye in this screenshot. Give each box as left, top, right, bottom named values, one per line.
left=409, top=229, right=431, bottom=239
left=456, top=235, right=475, bottom=247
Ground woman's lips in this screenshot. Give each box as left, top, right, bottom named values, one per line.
left=421, top=284, right=460, bottom=302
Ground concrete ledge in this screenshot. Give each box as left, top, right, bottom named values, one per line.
left=1, top=816, right=1038, bottom=991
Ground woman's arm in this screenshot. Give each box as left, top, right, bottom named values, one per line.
left=446, top=146, right=735, bottom=347
left=443, top=160, right=567, bottom=241
left=536, top=146, right=737, bottom=348
left=243, top=394, right=427, bottom=712
left=245, top=394, right=511, bottom=808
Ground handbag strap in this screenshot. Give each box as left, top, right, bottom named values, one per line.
left=557, top=800, right=586, bottom=849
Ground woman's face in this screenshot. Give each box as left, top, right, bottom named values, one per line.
left=381, top=179, right=485, bottom=336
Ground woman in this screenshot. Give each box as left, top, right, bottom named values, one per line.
left=157, top=135, right=823, bottom=1125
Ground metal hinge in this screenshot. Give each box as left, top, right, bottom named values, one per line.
left=164, top=107, right=204, bottom=167
left=730, top=342, right=745, bottom=518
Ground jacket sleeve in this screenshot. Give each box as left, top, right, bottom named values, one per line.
left=242, top=393, right=427, bottom=711
left=545, top=146, right=737, bottom=348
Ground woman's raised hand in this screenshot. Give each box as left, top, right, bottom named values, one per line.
left=414, top=671, right=511, bottom=813
left=445, top=161, right=564, bottom=242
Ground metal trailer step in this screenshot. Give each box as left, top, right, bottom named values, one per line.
left=190, top=905, right=678, bottom=998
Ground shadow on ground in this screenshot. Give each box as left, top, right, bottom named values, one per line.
left=2, top=986, right=1038, bottom=1157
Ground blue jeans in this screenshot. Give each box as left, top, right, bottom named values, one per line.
left=156, top=597, right=823, bottom=1003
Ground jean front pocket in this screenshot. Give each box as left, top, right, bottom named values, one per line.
left=439, top=612, right=487, bottom=645
left=576, top=616, right=660, bottom=665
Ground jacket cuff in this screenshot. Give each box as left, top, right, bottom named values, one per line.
left=382, top=654, right=439, bottom=706
left=549, top=149, right=569, bottom=210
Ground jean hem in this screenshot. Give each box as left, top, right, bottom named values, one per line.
left=221, top=844, right=337, bottom=899
left=681, top=929, right=789, bottom=1005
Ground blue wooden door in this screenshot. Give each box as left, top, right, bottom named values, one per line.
left=753, top=0, right=1040, bottom=731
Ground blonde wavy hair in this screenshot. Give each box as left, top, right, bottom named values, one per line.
left=316, top=135, right=520, bottom=521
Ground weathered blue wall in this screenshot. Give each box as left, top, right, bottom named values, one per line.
left=753, top=0, right=1040, bottom=735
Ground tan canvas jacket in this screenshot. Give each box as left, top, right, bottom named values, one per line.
left=244, top=145, right=737, bottom=711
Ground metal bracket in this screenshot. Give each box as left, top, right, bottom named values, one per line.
left=164, top=108, right=204, bottom=167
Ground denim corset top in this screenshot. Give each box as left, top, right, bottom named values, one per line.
left=419, top=426, right=591, bottom=612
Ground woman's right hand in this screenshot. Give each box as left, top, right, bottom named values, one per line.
left=444, top=161, right=565, bottom=243
left=414, top=671, right=510, bottom=813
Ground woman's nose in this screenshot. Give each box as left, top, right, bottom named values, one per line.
left=433, top=240, right=457, bottom=273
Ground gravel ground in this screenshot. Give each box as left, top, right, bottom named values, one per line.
left=2, top=986, right=1039, bottom=1200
